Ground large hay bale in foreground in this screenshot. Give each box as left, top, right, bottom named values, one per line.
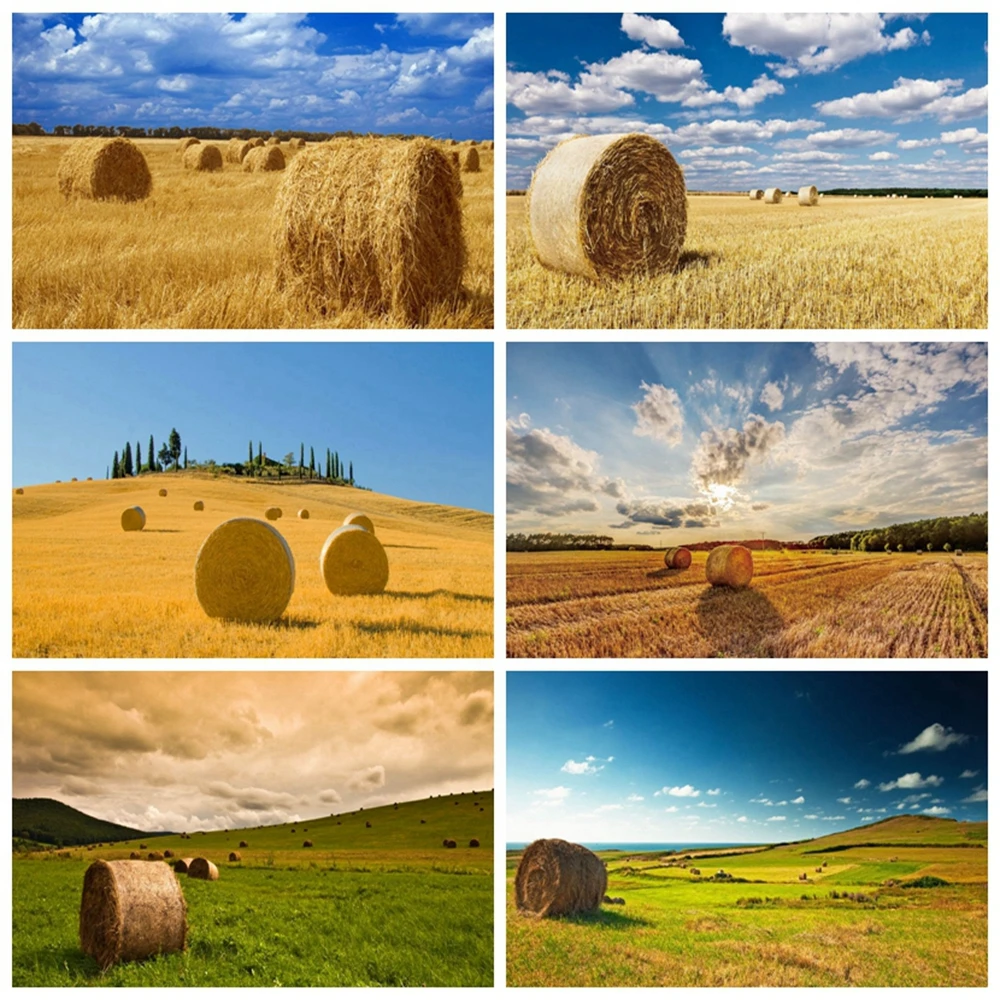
left=798, top=185, right=819, bottom=206
left=183, top=143, right=223, bottom=172
left=79, top=860, right=187, bottom=970
left=749, top=188, right=764, bottom=200
left=265, top=506, right=282, bottom=521
left=244, top=145, right=285, bottom=172
left=705, top=544, right=754, bottom=588
left=528, top=132, right=686, bottom=281
left=462, top=146, right=480, bottom=172
left=177, top=137, right=201, bottom=154
left=273, top=138, right=466, bottom=324
left=194, top=517, right=295, bottom=623
left=764, top=188, right=783, bottom=204
left=121, top=506, right=146, bottom=532
left=193, top=500, right=204, bottom=511
left=187, top=858, right=219, bottom=881
left=515, top=838, right=607, bottom=918
left=343, top=511, right=375, bottom=534
left=320, top=525, right=389, bottom=596
left=664, top=546, right=692, bottom=570
left=58, top=137, right=152, bottom=203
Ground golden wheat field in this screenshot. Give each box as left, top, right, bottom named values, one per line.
left=507, top=549, right=987, bottom=658
left=12, top=136, right=493, bottom=329
left=506, top=194, right=987, bottom=329
left=13, top=474, right=493, bottom=657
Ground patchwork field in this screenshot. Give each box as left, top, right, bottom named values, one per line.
left=13, top=136, right=493, bottom=329
left=13, top=474, right=493, bottom=657
left=507, top=816, right=987, bottom=987
left=506, top=194, right=987, bottom=329
left=507, top=549, right=987, bottom=658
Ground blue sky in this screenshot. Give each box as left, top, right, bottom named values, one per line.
left=507, top=342, right=987, bottom=542
left=13, top=13, right=493, bottom=138
left=507, top=671, right=988, bottom=845
left=13, top=343, right=493, bottom=512
left=507, top=13, right=987, bottom=189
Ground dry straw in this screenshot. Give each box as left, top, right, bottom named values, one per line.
left=664, top=546, right=692, bottom=569
left=228, top=852, right=241, bottom=862
left=58, top=137, right=152, bottom=203
left=297, top=509, right=309, bottom=519
left=343, top=511, right=375, bottom=534
left=749, top=189, right=764, bottom=200
left=129, top=852, right=140, bottom=860
left=177, top=137, right=200, bottom=153
left=120, top=506, right=146, bottom=532
left=243, top=145, right=285, bottom=172
left=705, top=544, right=754, bottom=588
left=183, top=144, right=223, bottom=172
left=528, top=132, right=687, bottom=281
left=798, top=185, right=819, bottom=206
left=320, top=525, right=389, bottom=596
left=515, top=838, right=608, bottom=918
left=273, top=138, right=466, bottom=324
left=462, top=146, right=480, bottom=172
left=194, top=517, right=295, bottom=623
left=764, top=188, right=783, bottom=204
left=188, top=858, right=219, bottom=881
left=265, top=507, right=283, bottom=521
left=193, top=501, right=204, bottom=511
left=79, top=859, right=187, bottom=971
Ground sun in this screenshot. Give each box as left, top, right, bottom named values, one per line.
left=704, top=482, right=738, bottom=509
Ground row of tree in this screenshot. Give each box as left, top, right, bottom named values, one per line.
left=824, top=187, right=987, bottom=198
left=507, top=533, right=615, bottom=551
left=111, top=429, right=183, bottom=478
left=813, top=513, right=988, bottom=553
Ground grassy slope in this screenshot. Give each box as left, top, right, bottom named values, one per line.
left=13, top=798, right=152, bottom=847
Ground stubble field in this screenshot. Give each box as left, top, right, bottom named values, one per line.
left=13, top=136, right=493, bottom=329
left=506, top=194, right=987, bottom=329
left=13, top=474, right=493, bottom=657
left=507, top=549, right=987, bottom=658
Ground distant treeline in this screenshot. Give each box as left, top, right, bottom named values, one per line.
left=812, top=513, right=987, bottom=553
left=507, top=532, right=614, bottom=551
left=824, top=187, right=987, bottom=198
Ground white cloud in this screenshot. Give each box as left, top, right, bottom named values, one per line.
left=632, top=381, right=685, bottom=446
left=869, top=151, right=898, bottom=161
left=816, top=77, right=987, bottom=124
left=506, top=69, right=632, bottom=116
left=962, top=788, right=987, bottom=803
left=837, top=796, right=852, bottom=804
left=707, top=788, right=721, bottom=796
left=922, top=805, right=951, bottom=816
left=534, top=785, right=571, bottom=801
left=620, top=13, right=685, bottom=50
left=736, top=815, right=748, bottom=822
left=663, top=805, right=679, bottom=813
left=692, top=414, right=785, bottom=489
left=878, top=772, right=944, bottom=791
left=561, top=758, right=602, bottom=776
left=767, top=815, right=786, bottom=822
left=318, top=789, right=341, bottom=804
left=791, top=795, right=805, bottom=805
left=804, top=814, right=819, bottom=820
left=626, top=793, right=645, bottom=802
left=959, top=769, right=979, bottom=779
left=759, top=381, right=785, bottom=412
left=659, top=784, right=700, bottom=798
left=897, top=723, right=969, bottom=754
left=854, top=779, right=871, bottom=789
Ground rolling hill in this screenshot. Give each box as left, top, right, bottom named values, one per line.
left=13, top=797, right=160, bottom=847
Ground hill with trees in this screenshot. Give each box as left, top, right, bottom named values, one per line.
left=813, top=513, right=987, bottom=553
left=12, top=798, right=163, bottom=848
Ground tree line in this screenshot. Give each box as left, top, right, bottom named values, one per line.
left=813, top=513, right=987, bottom=553
left=824, top=187, right=987, bottom=198
left=507, top=533, right=615, bottom=551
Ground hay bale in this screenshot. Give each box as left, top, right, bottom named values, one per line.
left=462, top=146, right=480, bottom=172
left=239, top=841, right=248, bottom=848
left=140, top=844, right=147, bottom=850
left=129, top=852, right=140, bottom=860
left=343, top=511, right=375, bottom=534
left=226, top=139, right=254, bottom=164
left=58, top=137, right=152, bottom=202
left=120, top=506, right=146, bottom=532
left=764, top=188, right=783, bottom=204
left=297, top=509, right=309, bottom=519
left=15, top=487, right=24, bottom=494
left=705, top=544, right=754, bottom=588
left=664, top=546, right=692, bottom=570
left=243, top=145, right=285, bottom=172
left=450, top=150, right=460, bottom=167
left=798, top=185, right=819, bottom=206
left=527, top=132, right=686, bottom=281
left=303, top=840, right=313, bottom=848
left=365, top=821, right=372, bottom=828
left=273, top=138, right=466, bottom=323
left=158, top=488, right=168, bottom=497
left=288, top=137, right=305, bottom=149
left=71, top=477, right=78, bottom=482
left=515, top=838, right=608, bottom=918
left=183, top=143, right=223, bottom=172
left=228, top=852, right=241, bottom=862
left=444, top=839, right=457, bottom=849
left=265, top=506, right=282, bottom=521
left=266, top=136, right=281, bottom=146
left=320, top=524, right=389, bottom=596
left=177, top=137, right=201, bottom=153
left=469, top=839, right=480, bottom=848
left=187, top=858, right=219, bottom=881
left=79, top=859, right=187, bottom=970
left=749, top=189, right=764, bottom=199
left=250, top=137, right=265, bottom=148
left=193, top=500, right=204, bottom=511
left=172, top=858, right=194, bottom=873
left=163, top=850, right=173, bottom=859
left=194, top=517, right=295, bottom=623
left=147, top=852, right=164, bottom=861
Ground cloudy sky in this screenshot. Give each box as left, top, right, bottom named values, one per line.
left=507, top=12, right=987, bottom=189
left=13, top=672, right=493, bottom=833
left=13, top=13, right=493, bottom=138
left=508, top=671, right=988, bottom=845
left=507, top=342, right=987, bottom=543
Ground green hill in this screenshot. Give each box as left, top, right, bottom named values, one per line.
left=800, top=814, right=987, bottom=852
left=12, top=798, right=160, bottom=847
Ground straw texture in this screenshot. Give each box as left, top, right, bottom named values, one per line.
left=58, top=137, right=152, bottom=202
left=320, top=525, right=389, bottom=596
left=343, top=511, right=375, bottom=534
left=705, top=544, right=754, bottom=587
left=515, top=839, right=607, bottom=918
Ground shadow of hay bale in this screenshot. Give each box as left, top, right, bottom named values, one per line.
left=695, top=586, right=785, bottom=656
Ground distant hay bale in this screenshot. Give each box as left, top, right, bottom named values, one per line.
left=343, top=511, right=375, bottom=534
left=469, top=839, right=480, bottom=848
left=159, top=488, right=168, bottom=497
left=365, top=821, right=372, bottom=828
left=485, top=140, right=494, bottom=150
left=58, top=137, right=152, bottom=203
left=797, top=185, right=819, bottom=206
left=239, top=841, right=248, bottom=848
left=273, top=138, right=466, bottom=324
left=444, top=839, right=457, bottom=849
left=172, top=858, right=194, bottom=873
left=320, top=525, right=389, bottom=596
left=228, top=852, right=241, bottom=862
left=250, top=137, right=265, bottom=148
left=749, top=189, right=764, bottom=199
left=140, top=844, right=147, bottom=850
left=288, top=137, right=305, bottom=149
left=956, top=549, right=964, bottom=557
left=72, top=477, right=78, bottom=482
left=266, top=136, right=281, bottom=146
left=297, top=509, right=309, bottom=519
left=705, top=544, right=754, bottom=588
left=243, top=145, right=285, bottom=172
left=528, top=133, right=686, bottom=281
left=462, top=146, right=480, bottom=172
left=194, top=517, right=295, bottom=623
left=177, top=137, right=201, bottom=153
left=226, top=139, right=254, bottom=164
left=183, top=143, right=223, bottom=172
left=664, top=546, right=692, bottom=570
left=15, top=487, right=24, bottom=494
left=188, top=858, right=219, bottom=881
left=515, top=838, right=608, bottom=918
left=129, top=852, right=140, bottom=860
left=302, top=840, right=313, bottom=848
left=147, top=852, right=164, bottom=861
left=120, top=506, right=146, bottom=532
left=79, top=859, right=187, bottom=970
left=764, top=188, right=783, bottom=204
left=163, top=850, right=173, bottom=859
left=265, top=506, right=283, bottom=520
left=193, top=500, right=204, bottom=511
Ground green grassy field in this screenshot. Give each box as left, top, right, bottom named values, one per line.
left=14, top=791, right=493, bottom=987
left=507, top=816, right=986, bottom=987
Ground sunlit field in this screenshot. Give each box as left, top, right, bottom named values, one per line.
left=506, top=194, right=986, bottom=329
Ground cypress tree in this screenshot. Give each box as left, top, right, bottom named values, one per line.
left=326, top=449, right=330, bottom=479
left=309, top=447, right=315, bottom=477
left=112, top=450, right=120, bottom=479
left=184, top=446, right=188, bottom=469
left=300, top=443, right=304, bottom=478
left=248, top=440, right=254, bottom=477
left=349, top=461, right=353, bottom=484
left=136, top=441, right=142, bottom=474
left=148, top=436, right=155, bottom=474
left=258, top=441, right=263, bottom=474
left=123, top=442, right=133, bottom=477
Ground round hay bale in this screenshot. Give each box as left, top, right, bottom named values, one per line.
left=120, top=506, right=146, bottom=532
left=515, top=838, right=608, bottom=918
left=87, top=476, right=93, bottom=481
left=798, top=185, right=819, bottom=206
left=228, top=852, right=241, bottom=862
left=163, top=850, right=173, bottom=859
left=273, top=138, right=466, bottom=324
left=450, top=150, right=460, bottom=167
left=226, top=139, right=254, bottom=164
left=129, top=852, right=140, bottom=860
left=187, top=858, right=219, bottom=881
left=177, top=137, right=201, bottom=154
left=140, top=844, right=147, bottom=850
left=239, top=840, right=248, bottom=848
left=183, top=143, right=223, bottom=172
left=266, top=136, right=281, bottom=146
left=147, top=852, right=164, bottom=861
left=79, top=859, right=187, bottom=970
left=71, top=477, right=78, bottom=482
left=462, top=146, right=480, bottom=172
left=705, top=544, right=754, bottom=588
left=15, top=487, right=24, bottom=494
left=243, top=145, right=285, bottom=172
left=297, top=509, right=309, bottom=519
left=527, top=132, right=687, bottom=281
left=194, top=517, right=295, bottom=623
left=749, top=188, right=764, bottom=199
left=664, top=546, right=692, bottom=570
left=58, top=137, right=152, bottom=203
left=469, top=839, right=480, bottom=848
left=172, top=858, right=194, bottom=873
left=158, top=488, right=168, bottom=497
left=764, top=188, right=783, bottom=204
left=302, top=840, right=313, bottom=848
left=343, top=511, right=375, bottom=534
left=265, top=506, right=282, bottom=521
left=320, top=524, right=389, bottom=596
left=288, top=137, right=305, bottom=149
left=250, top=137, right=265, bottom=148
left=193, top=500, right=204, bottom=511
left=444, top=839, right=457, bottom=849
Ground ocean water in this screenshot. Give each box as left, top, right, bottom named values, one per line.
left=506, top=842, right=751, bottom=852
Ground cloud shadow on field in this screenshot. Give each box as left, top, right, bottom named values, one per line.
left=695, top=585, right=785, bottom=656
left=385, top=589, right=493, bottom=604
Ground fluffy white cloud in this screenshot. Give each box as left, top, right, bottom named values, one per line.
left=658, top=784, right=700, bottom=798
left=561, top=755, right=612, bottom=776
left=878, top=772, right=945, bottom=791
left=692, top=414, right=785, bottom=489
left=804, top=814, right=819, bottom=820
left=767, top=815, right=786, bottom=822
left=632, top=381, right=685, bottom=446
left=791, top=795, right=805, bottom=804
left=707, top=788, right=721, bottom=796
left=815, top=77, right=987, bottom=124
left=854, top=779, right=871, bottom=789
left=737, top=815, right=748, bottom=822
left=620, top=13, right=685, bottom=50
left=534, top=785, right=571, bottom=801
left=506, top=69, right=632, bottom=115
left=626, top=793, right=645, bottom=802
left=962, top=788, right=987, bottom=803
left=870, top=151, right=898, bottom=161
left=922, top=805, right=951, bottom=816
left=759, top=381, right=785, bottom=411
left=897, top=723, right=969, bottom=754
left=837, top=796, right=852, bottom=804
left=959, top=770, right=979, bottom=779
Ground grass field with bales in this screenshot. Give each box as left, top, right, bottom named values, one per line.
left=507, top=548, right=987, bottom=658
left=13, top=135, right=493, bottom=329
left=506, top=193, right=986, bottom=329
left=13, top=791, right=493, bottom=987
left=507, top=815, right=987, bottom=987
left=13, top=473, right=493, bottom=657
